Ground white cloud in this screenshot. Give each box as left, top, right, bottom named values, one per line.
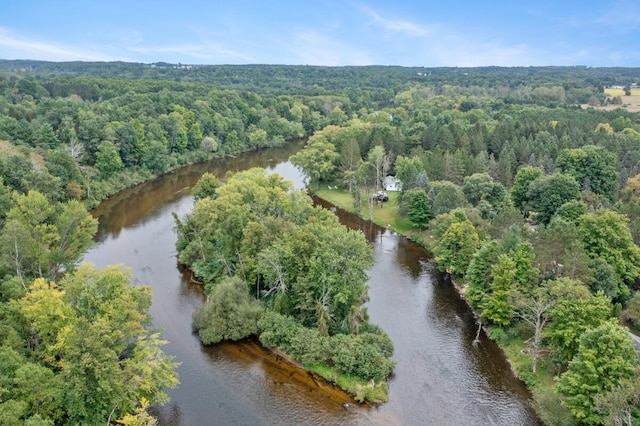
left=0, top=27, right=120, bottom=61
left=361, top=6, right=430, bottom=37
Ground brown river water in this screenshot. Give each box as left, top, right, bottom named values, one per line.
left=85, top=140, right=541, bottom=425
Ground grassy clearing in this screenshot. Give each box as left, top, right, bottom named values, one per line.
left=314, top=184, right=431, bottom=245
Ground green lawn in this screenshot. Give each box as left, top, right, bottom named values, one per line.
left=314, top=185, right=433, bottom=248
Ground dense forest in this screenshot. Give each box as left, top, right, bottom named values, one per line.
left=1, top=60, right=640, bottom=424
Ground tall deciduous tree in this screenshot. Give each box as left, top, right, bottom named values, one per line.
left=290, top=135, right=339, bottom=191
left=434, top=217, right=479, bottom=277
left=556, top=145, right=618, bottom=201
left=11, top=264, right=179, bottom=424
left=526, top=173, right=580, bottom=225
left=546, top=290, right=612, bottom=364
left=394, top=155, right=426, bottom=195
left=578, top=209, right=640, bottom=285
left=0, top=191, right=98, bottom=283
left=407, top=188, right=433, bottom=229
left=191, top=172, right=220, bottom=202
left=594, top=369, right=640, bottom=426
left=480, top=254, right=516, bottom=326
left=428, top=180, right=466, bottom=215
left=95, top=141, right=123, bottom=177
left=340, top=138, right=361, bottom=194
left=192, top=276, right=263, bottom=344
left=556, top=321, right=637, bottom=425
left=367, top=145, right=387, bottom=192
left=510, top=166, right=543, bottom=215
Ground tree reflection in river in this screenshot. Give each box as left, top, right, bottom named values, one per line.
left=85, top=142, right=541, bottom=425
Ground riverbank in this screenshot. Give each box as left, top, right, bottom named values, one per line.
left=228, top=338, right=360, bottom=405
left=312, top=185, right=551, bottom=423
left=86, top=149, right=541, bottom=425
left=313, top=186, right=435, bottom=251
left=84, top=145, right=270, bottom=210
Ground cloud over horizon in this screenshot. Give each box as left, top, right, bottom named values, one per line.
left=1, top=1, right=638, bottom=67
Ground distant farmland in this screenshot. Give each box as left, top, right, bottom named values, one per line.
left=604, top=87, right=640, bottom=96
left=601, top=87, right=640, bottom=112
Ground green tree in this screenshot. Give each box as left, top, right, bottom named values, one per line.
left=0, top=177, right=12, bottom=225
left=57, top=264, right=179, bottom=424
left=465, top=240, right=501, bottom=308
left=556, top=321, right=637, bottom=425
left=526, top=173, right=580, bottom=225
left=49, top=199, right=98, bottom=278
left=12, top=362, right=64, bottom=422
left=161, top=111, right=188, bottom=153
left=588, top=257, right=625, bottom=301
left=394, top=155, right=426, bottom=195
left=547, top=290, right=612, bottom=364
left=1, top=190, right=57, bottom=282
left=34, top=123, right=59, bottom=149
left=462, top=172, right=495, bottom=206
left=406, top=188, right=433, bottom=229
left=247, top=127, right=268, bottom=148
left=594, top=369, right=640, bottom=426
left=293, top=222, right=374, bottom=334
left=556, top=145, right=618, bottom=201
left=357, top=159, right=378, bottom=221
left=192, top=276, right=263, bottom=344
left=533, top=217, right=591, bottom=281
left=554, top=200, right=588, bottom=224
left=480, top=254, right=515, bottom=326
left=141, top=139, right=170, bottom=174
left=340, top=138, right=361, bottom=194
left=428, top=180, right=466, bottom=215
left=0, top=191, right=98, bottom=283
left=95, top=141, right=123, bottom=177
left=434, top=218, right=480, bottom=276
left=290, top=135, right=339, bottom=191
left=578, top=209, right=640, bottom=285
left=22, top=170, right=63, bottom=203
left=45, top=150, right=83, bottom=197
left=191, top=172, right=220, bottom=202
left=367, top=145, right=387, bottom=192
left=510, top=166, right=543, bottom=215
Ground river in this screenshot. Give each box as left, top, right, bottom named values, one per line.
left=85, top=141, right=541, bottom=425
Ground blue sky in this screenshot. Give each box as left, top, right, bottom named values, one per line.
left=1, top=0, right=639, bottom=67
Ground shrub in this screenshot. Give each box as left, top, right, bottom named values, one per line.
left=192, top=276, right=263, bottom=344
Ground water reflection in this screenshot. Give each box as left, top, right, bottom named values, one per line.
left=85, top=141, right=540, bottom=426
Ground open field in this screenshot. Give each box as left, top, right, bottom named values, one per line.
left=586, top=88, right=640, bottom=112
left=604, top=87, right=640, bottom=96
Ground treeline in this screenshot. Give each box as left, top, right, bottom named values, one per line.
left=0, top=72, right=353, bottom=211
left=175, top=169, right=395, bottom=402
left=2, top=60, right=640, bottom=97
